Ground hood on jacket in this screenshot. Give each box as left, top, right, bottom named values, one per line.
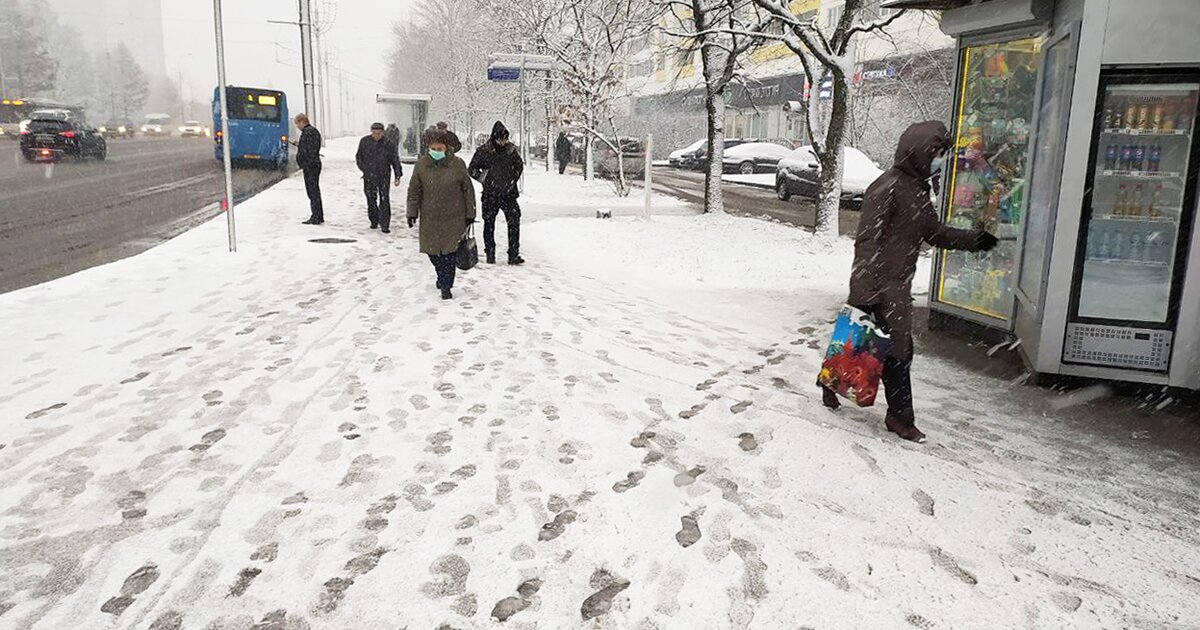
left=490, top=121, right=510, bottom=143
left=893, top=121, right=950, bottom=182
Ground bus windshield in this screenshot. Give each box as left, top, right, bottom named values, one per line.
left=226, top=89, right=282, bottom=122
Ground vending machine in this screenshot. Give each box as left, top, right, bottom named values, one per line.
left=1061, top=70, right=1200, bottom=372
left=933, top=35, right=1044, bottom=328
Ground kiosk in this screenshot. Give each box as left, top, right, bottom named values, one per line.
left=885, top=0, right=1200, bottom=388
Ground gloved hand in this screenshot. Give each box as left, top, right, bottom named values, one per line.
left=976, top=231, right=999, bottom=252
left=407, top=217, right=417, bottom=228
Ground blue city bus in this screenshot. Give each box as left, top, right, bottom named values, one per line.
left=212, top=86, right=289, bottom=168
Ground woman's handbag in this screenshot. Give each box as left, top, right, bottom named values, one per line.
left=817, top=306, right=893, bottom=407
left=456, top=224, right=479, bottom=271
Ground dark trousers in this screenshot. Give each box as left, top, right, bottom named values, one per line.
left=303, top=164, right=323, bottom=222
left=364, top=178, right=391, bottom=229
left=482, top=194, right=520, bottom=259
left=429, top=253, right=457, bottom=290
left=558, top=159, right=568, bottom=174
left=856, top=303, right=914, bottom=420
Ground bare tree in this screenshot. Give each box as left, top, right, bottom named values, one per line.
left=737, top=0, right=906, bottom=236
left=658, top=0, right=768, bottom=214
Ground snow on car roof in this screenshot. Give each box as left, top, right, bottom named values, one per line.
left=724, top=142, right=792, bottom=158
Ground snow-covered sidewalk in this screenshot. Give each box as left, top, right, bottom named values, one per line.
left=2, top=138, right=1199, bottom=629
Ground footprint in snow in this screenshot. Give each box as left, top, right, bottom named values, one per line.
left=737, top=433, right=758, bottom=452
left=612, top=471, right=646, bottom=493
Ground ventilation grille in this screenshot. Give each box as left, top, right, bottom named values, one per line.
left=1063, top=324, right=1172, bottom=371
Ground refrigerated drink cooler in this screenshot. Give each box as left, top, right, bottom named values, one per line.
left=1063, top=72, right=1200, bottom=372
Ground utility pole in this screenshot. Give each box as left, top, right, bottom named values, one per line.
left=297, top=0, right=318, bottom=131
left=213, top=0, right=237, bottom=253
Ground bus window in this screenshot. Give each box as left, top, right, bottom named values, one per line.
left=225, top=89, right=281, bottom=122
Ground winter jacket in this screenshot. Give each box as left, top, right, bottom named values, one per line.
left=847, top=120, right=988, bottom=360
left=296, top=125, right=321, bottom=170
left=356, top=135, right=403, bottom=183
left=468, top=121, right=524, bottom=199
left=407, top=154, right=477, bottom=255
left=555, top=134, right=572, bottom=162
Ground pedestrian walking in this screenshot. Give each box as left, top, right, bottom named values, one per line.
left=356, top=122, right=404, bottom=233
left=294, top=113, right=323, bottom=225
left=407, top=127, right=476, bottom=300
left=555, top=131, right=572, bottom=175
left=468, top=121, right=525, bottom=265
left=436, top=121, right=463, bottom=154
left=824, top=120, right=997, bottom=443
left=386, top=123, right=401, bottom=156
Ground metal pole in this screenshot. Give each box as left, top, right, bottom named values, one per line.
left=297, top=0, right=318, bottom=130
left=519, top=54, right=526, bottom=193
left=643, top=134, right=653, bottom=220
left=214, top=0, right=237, bottom=253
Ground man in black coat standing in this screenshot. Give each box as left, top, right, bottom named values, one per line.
left=356, top=122, right=404, bottom=233
left=554, top=131, right=571, bottom=175
left=469, top=121, right=524, bottom=265
left=294, top=113, right=323, bottom=225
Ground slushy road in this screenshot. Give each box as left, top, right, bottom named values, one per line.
left=0, top=137, right=290, bottom=294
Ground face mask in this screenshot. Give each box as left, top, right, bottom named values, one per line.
left=429, top=149, right=446, bottom=161
left=930, top=153, right=947, bottom=176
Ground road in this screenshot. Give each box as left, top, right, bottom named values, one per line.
left=646, top=166, right=862, bottom=236
left=0, top=137, right=290, bottom=294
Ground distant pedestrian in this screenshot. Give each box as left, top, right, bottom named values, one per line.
left=356, top=122, right=404, bottom=233
left=407, top=127, right=476, bottom=300
left=404, top=128, right=418, bottom=155
left=468, top=121, right=524, bottom=265
left=825, top=121, right=997, bottom=443
left=294, top=114, right=323, bottom=225
left=386, top=123, right=401, bottom=156
left=555, top=131, right=571, bottom=175
left=436, top=121, right=463, bottom=154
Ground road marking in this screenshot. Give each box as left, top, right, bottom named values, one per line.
left=122, top=173, right=219, bottom=200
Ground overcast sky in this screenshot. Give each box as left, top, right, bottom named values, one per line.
left=162, top=0, right=414, bottom=132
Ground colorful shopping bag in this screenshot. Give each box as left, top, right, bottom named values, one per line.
left=817, top=306, right=893, bottom=407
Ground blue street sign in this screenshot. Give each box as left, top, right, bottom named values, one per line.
left=488, top=68, right=521, bottom=82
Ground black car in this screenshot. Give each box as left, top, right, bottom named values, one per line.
left=100, top=119, right=136, bottom=139
left=20, top=111, right=107, bottom=162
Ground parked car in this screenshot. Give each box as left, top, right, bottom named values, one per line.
left=19, top=110, right=107, bottom=162
left=178, top=120, right=206, bottom=138
left=595, top=136, right=646, bottom=179
left=775, top=145, right=885, bottom=208
left=141, top=114, right=172, bottom=137
left=668, top=139, right=705, bottom=168
left=100, top=119, right=135, bottom=138
left=684, top=137, right=771, bottom=170
left=721, top=141, right=793, bottom=174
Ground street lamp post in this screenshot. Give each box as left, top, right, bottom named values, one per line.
left=213, top=0, right=237, bottom=253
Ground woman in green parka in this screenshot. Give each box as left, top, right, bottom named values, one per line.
left=406, top=128, right=477, bottom=300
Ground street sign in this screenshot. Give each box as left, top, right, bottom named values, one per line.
left=488, top=67, right=521, bottom=82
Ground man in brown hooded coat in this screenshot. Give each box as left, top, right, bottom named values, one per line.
left=830, top=120, right=998, bottom=442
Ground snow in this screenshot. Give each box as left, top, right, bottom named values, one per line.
left=723, top=173, right=776, bottom=188
left=668, top=139, right=706, bottom=160
left=1, top=138, right=1198, bottom=629
left=722, top=142, right=793, bottom=161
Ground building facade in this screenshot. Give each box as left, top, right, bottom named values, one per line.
left=617, top=0, right=956, bottom=162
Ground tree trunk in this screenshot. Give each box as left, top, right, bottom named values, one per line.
left=703, top=85, right=727, bottom=215
left=815, top=73, right=851, bottom=237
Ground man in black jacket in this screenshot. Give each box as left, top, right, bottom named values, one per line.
left=294, top=114, right=323, bottom=225
left=356, top=122, right=404, bottom=233
left=469, top=121, right=525, bottom=264
left=555, top=131, right=571, bottom=175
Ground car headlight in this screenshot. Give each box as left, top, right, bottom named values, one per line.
left=100, top=126, right=107, bottom=132
left=118, top=126, right=126, bottom=133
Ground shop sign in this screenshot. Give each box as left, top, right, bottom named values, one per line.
left=725, top=73, right=806, bottom=109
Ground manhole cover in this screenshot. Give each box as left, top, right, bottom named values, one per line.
left=308, top=238, right=357, bottom=244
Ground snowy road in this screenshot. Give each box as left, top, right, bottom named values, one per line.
left=0, top=137, right=288, bottom=294
left=1, top=140, right=1198, bottom=629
